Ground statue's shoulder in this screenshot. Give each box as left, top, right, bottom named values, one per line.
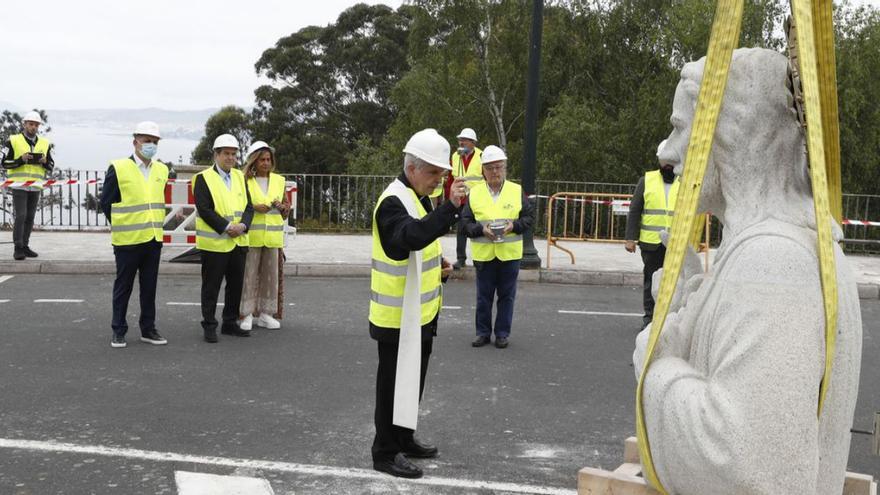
left=721, top=226, right=819, bottom=287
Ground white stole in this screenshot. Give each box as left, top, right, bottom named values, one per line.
left=385, top=179, right=425, bottom=430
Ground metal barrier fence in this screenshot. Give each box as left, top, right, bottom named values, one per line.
left=3, top=170, right=880, bottom=252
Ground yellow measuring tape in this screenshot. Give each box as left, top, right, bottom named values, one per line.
left=634, top=1, right=840, bottom=492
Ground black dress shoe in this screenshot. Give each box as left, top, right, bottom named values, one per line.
left=452, top=259, right=466, bottom=270
left=373, top=453, right=423, bottom=478
left=494, top=336, right=509, bottom=348
left=402, top=438, right=438, bottom=458
left=472, top=335, right=491, bottom=347
left=204, top=328, right=218, bottom=343
left=13, top=249, right=25, bottom=261
left=221, top=326, right=251, bottom=337
left=23, top=247, right=38, bottom=258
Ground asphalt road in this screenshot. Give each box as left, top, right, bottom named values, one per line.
left=0, top=274, right=876, bottom=494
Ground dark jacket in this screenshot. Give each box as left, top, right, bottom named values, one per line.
left=460, top=181, right=535, bottom=244
left=370, top=173, right=461, bottom=343
left=1, top=134, right=55, bottom=171
left=193, top=165, right=254, bottom=235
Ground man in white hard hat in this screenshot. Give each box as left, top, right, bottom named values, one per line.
left=444, top=127, right=482, bottom=269
left=460, top=145, right=533, bottom=349
left=369, top=128, right=467, bottom=479
left=192, top=134, right=254, bottom=343
left=1, top=111, right=54, bottom=260
left=99, top=121, right=170, bottom=348
left=624, top=140, right=679, bottom=328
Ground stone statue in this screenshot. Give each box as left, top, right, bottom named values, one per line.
left=633, top=48, right=863, bottom=494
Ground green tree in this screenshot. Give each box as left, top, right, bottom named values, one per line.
left=835, top=1, right=880, bottom=194
left=251, top=3, right=413, bottom=174
left=191, top=105, right=252, bottom=164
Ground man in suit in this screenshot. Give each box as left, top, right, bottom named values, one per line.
left=100, top=121, right=169, bottom=348
left=369, top=129, right=467, bottom=478
left=192, top=134, right=254, bottom=343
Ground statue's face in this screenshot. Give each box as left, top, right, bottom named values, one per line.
left=663, top=75, right=721, bottom=213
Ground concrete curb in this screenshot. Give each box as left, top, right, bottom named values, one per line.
left=2, top=260, right=880, bottom=300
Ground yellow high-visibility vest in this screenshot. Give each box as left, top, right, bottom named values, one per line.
left=469, top=180, right=523, bottom=262
left=368, top=185, right=443, bottom=329
left=246, top=173, right=286, bottom=248
left=109, top=158, right=168, bottom=246
left=638, top=170, right=679, bottom=245
left=451, top=147, right=483, bottom=190
left=192, top=166, right=248, bottom=252
left=8, top=133, right=51, bottom=190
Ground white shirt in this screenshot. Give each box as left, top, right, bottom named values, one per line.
left=132, top=153, right=152, bottom=180
left=488, top=180, right=505, bottom=203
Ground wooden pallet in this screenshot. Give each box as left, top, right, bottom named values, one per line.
left=578, top=437, right=877, bottom=495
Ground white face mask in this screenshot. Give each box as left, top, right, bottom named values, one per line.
left=140, top=143, right=158, bottom=159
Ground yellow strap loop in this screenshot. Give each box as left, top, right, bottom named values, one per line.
left=634, top=2, right=743, bottom=493
left=791, top=0, right=838, bottom=416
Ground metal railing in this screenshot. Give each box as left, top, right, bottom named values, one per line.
left=4, top=169, right=880, bottom=253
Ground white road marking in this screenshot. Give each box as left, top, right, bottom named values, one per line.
left=442, top=305, right=462, bottom=310
left=0, top=275, right=14, bottom=284
left=0, top=300, right=9, bottom=304
left=34, top=299, right=83, bottom=303
left=0, top=438, right=576, bottom=495
left=175, top=471, right=274, bottom=495
left=167, top=302, right=222, bottom=306
left=558, top=310, right=642, bottom=317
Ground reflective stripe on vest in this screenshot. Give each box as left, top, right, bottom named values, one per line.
left=7, top=134, right=50, bottom=190
left=451, top=147, right=483, bottom=190
left=246, top=173, right=286, bottom=248
left=639, top=170, right=679, bottom=245
left=468, top=181, right=523, bottom=262
left=109, top=159, right=168, bottom=246
left=192, top=167, right=248, bottom=252
left=368, top=185, right=443, bottom=329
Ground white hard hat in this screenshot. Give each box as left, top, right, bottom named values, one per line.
left=403, top=129, right=452, bottom=170
left=656, top=139, right=668, bottom=158
left=481, top=145, right=507, bottom=164
left=133, top=121, right=161, bottom=139
left=22, top=111, right=43, bottom=124
left=246, top=140, right=274, bottom=159
left=212, top=134, right=240, bottom=150
left=456, top=128, right=478, bottom=142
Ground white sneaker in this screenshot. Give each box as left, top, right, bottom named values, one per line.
left=256, top=313, right=281, bottom=329
left=240, top=314, right=253, bottom=331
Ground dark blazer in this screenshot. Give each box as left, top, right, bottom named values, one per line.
left=369, top=173, right=461, bottom=342
left=193, top=165, right=254, bottom=235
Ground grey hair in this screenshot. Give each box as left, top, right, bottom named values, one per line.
left=403, top=153, right=431, bottom=172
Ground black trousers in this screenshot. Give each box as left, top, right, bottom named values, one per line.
left=640, top=245, right=666, bottom=324
left=200, top=246, right=247, bottom=332
left=12, top=189, right=39, bottom=249
left=372, top=337, right=433, bottom=462
left=456, top=218, right=468, bottom=261
left=111, top=240, right=162, bottom=337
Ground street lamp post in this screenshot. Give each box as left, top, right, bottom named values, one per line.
left=520, top=0, right=543, bottom=269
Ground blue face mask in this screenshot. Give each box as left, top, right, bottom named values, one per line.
left=140, top=143, right=158, bottom=159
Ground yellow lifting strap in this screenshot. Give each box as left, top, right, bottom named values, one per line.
left=634, top=1, right=840, bottom=493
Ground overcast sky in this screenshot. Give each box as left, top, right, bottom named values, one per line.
left=3, top=0, right=403, bottom=111
left=3, top=0, right=877, bottom=111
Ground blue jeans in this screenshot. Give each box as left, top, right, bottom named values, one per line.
left=474, top=258, right=520, bottom=338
